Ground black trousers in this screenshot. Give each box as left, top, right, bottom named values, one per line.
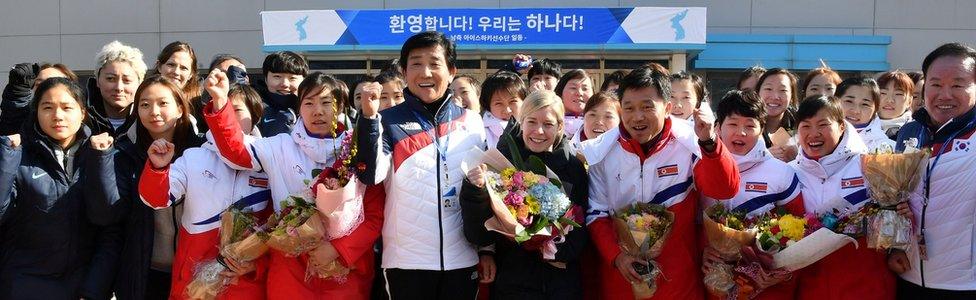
left=384, top=266, right=479, bottom=300
left=897, top=278, right=976, bottom=300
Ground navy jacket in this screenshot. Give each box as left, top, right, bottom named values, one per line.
left=0, top=121, right=120, bottom=300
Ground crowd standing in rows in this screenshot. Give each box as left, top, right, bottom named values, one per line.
left=0, top=31, right=974, bottom=300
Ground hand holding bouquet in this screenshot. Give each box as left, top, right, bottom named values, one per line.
left=612, top=203, right=674, bottom=299
left=266, top=197, right=326, bottom=257
left=186, top=209, right=269, bottom=300
left=702, top=205, right=756, bottom=297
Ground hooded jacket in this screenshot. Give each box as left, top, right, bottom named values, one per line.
left=790, top=122, right=895, bottom=300
left=582, top=117, right=740, bottom=300
left=460, top=121, right=589, bottom=298
left=0, top=118, right=119, bottom=299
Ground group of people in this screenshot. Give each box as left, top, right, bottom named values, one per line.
left=0, top=30, right=973, bottom=300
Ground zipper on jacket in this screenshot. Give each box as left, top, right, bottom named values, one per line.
left=433, top=102, right=448, bottom=272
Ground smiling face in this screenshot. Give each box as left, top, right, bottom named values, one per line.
left=229, top=94, right=254, bottom=135
left=521, top=106, right=562, bottom=153
left=759, top=74, right=793, bottom=118
left=718, top=113, right=762, bottom=156
left=530, top=74, right=558, bottom=91
left=840, top=85, right=877, bottom=126
left=450, top=78, right=480, bottom=111
left=265, top=72, right=303, bottom=96
left=669, top=79, right=697, bottom=120
left=798, top=109, right=845, bottom=159
left=137, top=83, right=184, bottom=140
left=620, top=86, right=671, bottom=144
left=380, top=81, right=406, bottom=110
left=158, top=50, right=193, bottom=88
left=561, top=77, right=593, bottom=115
left=97, top=61, right=140, bottom=111
left=805, top=74, right=837, bottom=98
left=924, top=55, right=976, bottom=127
left=37, top=85, right=84, bottom=148
left=299, top=86, right=340, bottom=136
left=405, top=45, right=456, bottom=103
left=879, top=81, right=911, bottom=120
left=582, top=101, right=619, bottom=140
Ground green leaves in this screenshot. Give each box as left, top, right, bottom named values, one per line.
left=504, top=133, right=524, bottom=170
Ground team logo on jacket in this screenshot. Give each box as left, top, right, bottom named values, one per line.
left=745, top=182, right=768, bottom=193
left=657, top=165, right=679, bottom=177
left=401, top=123, right=422, bottom=131
left=841, top=177, right=865, bottom=189
left=248, top=177, right=268, bottom=188
left=202, top=170, right=217, bottom=180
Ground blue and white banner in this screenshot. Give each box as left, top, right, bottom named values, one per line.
left=261, top=7, right=705, bottom=48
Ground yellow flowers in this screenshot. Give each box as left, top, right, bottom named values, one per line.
left=778, top=215, right=807, bottom=242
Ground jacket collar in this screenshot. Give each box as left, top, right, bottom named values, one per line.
left=733, top=137, right=771, bottom=172
left=796, top=121, right=867, bottom=179
left=913, top=106, right=976, bottom=146
left=403, top=88, right=456, bottom=124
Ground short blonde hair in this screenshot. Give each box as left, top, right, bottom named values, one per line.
left=518, top=90, right=566, bottom=145
left=96, top=40, right=147, bottom=81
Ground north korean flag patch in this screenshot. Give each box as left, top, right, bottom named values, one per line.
left=841, top=177, right=864, bottom=189
left=248, top=177, right=269, bottom=188
left=657, top=165, right=679, bottom=177
left=745, top=182, right=768, bottom=193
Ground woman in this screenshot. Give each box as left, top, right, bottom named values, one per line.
left=756, top=68, right=800, bottom=162
left=669, top=71, right=708, bottom=121
left=836, top=77, right=895, bottom=152
left=569, top=91, right=619, bottom=154
left=0, top=78, right=117, bottom=299
left=737, top=66, right=766, bottom=91
left=153, top=41, right=203, bottom=133
left=94, top=74, right=204, bottom=300
left=801, top=66, right=842, bottom=99
left=876, top=71, right=915, bottom=138
left=461, top=90, right=589, bottom=299
left=204, top=71, right=384, bottom=299
left=480, top=71, right=527, bottom=149
left=0, top=62, right=79, bottom=135
left=138, top=84, right=269, bottom=299
left=87, top=41, right=147, bottom=136
left=790, top=96, right=895, bottom=300
left=554, top=69, right=594, bottom=138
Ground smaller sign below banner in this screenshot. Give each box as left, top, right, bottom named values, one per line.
left=261, top=7, right=706, bottom=50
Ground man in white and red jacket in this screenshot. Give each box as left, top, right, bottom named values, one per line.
left=581, top=66, right=740, bottom=299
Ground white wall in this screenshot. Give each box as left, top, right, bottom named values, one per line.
left=1, top=0, right=975, bottom=86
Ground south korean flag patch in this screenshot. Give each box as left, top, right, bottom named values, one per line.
left=954, top=139, right=971, bottom=153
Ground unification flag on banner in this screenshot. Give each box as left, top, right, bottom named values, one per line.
left=260, top=7, right=706, bottom=48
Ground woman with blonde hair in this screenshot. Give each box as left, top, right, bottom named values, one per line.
left=461, top=90, right=590, bottom=299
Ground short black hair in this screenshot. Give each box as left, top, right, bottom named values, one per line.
left=921, top=42, right=976, bottom=80
left=527, top=58, right=562, bottom=80
left=453, top=74, right=481, bottom=95
left=399, top=31, right=457, bottom=71
left=670, top=71, right=709, bottom=107
left=209, top=53, right=246, bottom=71
left=295, top=72, right=349, bottom=114
left=554, top=69, right=591, bottom=97
left=796, top=95, right=845, bottom=125
left=376, top=71, right=404, bottom=86
left=835, top=76, right=881, bottom=108
left=616, top=66, right=671, bottom=102
left=601, top=70, right=628, bottom=92
left=737, top=65, right=767, bottom=91
left=228, top=84, right=264, bottom=127
left=716, top=90, right=766, bottom=129
left=262, top=51, right=308, bottom=77
left=32, top=77, right=87, bottom=114
left=479, top=71, right=527, bottom=111
left=906, top=71, right=924, bottom=83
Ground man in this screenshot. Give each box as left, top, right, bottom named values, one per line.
left=891, top=42, right=976, bottom=299
left=357, top=31, right=486, bottom=299
left=581, top=66, right=740, bottom=299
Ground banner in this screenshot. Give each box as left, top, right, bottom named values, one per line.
left=261, top=7, right=705, bottom=48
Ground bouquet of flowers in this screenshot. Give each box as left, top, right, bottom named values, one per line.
left=612, top=202, right=674, bottom=299
left=860, top=150, right=929, bottom=250
left=185, top=209, right=269, bottom=300
left=463, top=137, right=582, bottom=259
left=702, top=204, right=757, bottom=297
left=266, top=197, right=326, bottom=257
left=754, top=211, right=856, bottom=272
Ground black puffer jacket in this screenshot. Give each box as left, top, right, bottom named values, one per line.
left=90, top=130, right=203, bottom=300
left=460, top=121, right=590, bottom=299
left=0, top=119, right=120, bottom=300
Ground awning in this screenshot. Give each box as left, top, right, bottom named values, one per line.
left=693, top=34, right=890, bottom=71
